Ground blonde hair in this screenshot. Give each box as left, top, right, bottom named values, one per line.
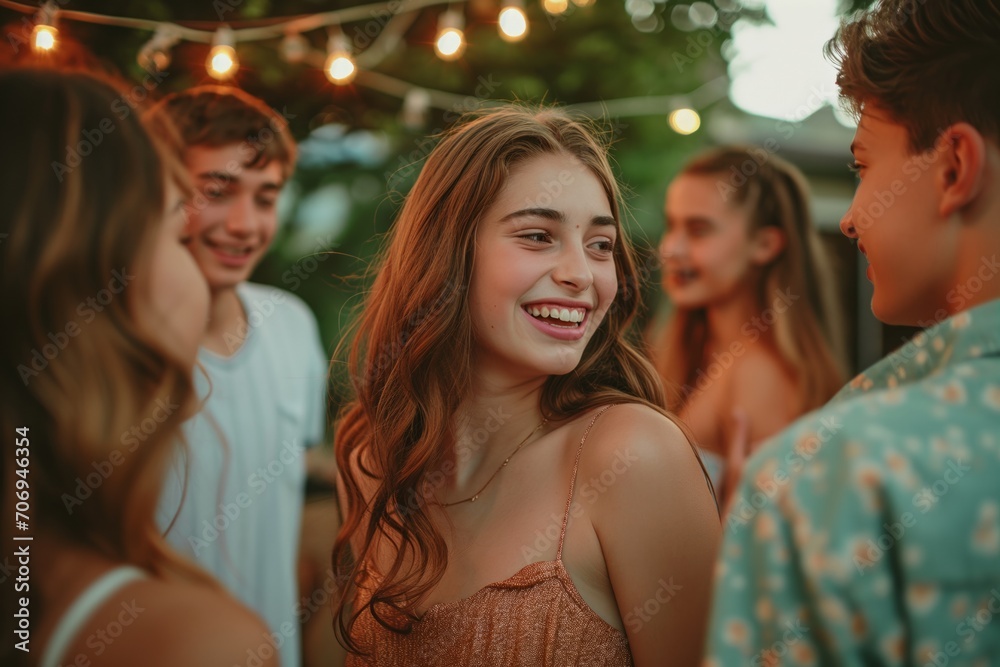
left=653, top=146, right=845, bottom=413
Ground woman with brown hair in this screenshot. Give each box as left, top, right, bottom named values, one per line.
left=332, top=107, right=720, bottom=666
left=0, top=68, right=276, bottom=667
left=653, top=146, right=845, bottom=504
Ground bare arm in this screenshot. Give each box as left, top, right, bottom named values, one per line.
left=589, top=404, right=721, bottom=667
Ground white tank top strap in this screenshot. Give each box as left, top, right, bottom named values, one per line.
left=41, top=565, right=147, bottom=667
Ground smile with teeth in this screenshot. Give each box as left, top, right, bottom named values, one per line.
left=525, top=305, right=586, bottom=326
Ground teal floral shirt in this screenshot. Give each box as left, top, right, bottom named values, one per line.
left=705, top=299, right=1000, bottom=666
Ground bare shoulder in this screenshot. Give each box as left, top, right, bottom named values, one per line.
left=88, top=578, right=277, bottom=667
left=729, top=345, right=802, bottom=442
left=577, top=403, right=720, bottom=664
left=730, top=345, right=798, bottom=398
left=574, top=403, right=709, bottom=500
left=578, top=402, right=695, bottom=468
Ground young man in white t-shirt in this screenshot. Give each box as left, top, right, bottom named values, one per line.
left=154, top=87, right=327, bottom=667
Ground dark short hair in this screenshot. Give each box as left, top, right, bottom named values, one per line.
left=827, top=0, right=1000, bottom=152
left=156, top=86, right=297, bottom=177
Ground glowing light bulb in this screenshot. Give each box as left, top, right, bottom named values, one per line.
left=436, top=29, right=464, bottom=59
left=542, top=0, right=569, bottom=15
left=668, top=108, right=701, bottom=135
left=325, top=35, right=356, bottom=84
left=31, top=24, right=57, bottom=53
left=326, top=54, right=356, bottom=83
left=206, top=27, right=238, bottom=80
left=434, top=11, right=465, bottom=60
left=499, top=1, right=528, bottom=41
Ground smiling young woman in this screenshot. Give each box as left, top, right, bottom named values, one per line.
left=651, top=147, right=845, bottom=502
left=332, top=107, right=720, bottom=666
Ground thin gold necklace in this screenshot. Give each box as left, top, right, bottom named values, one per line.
left=441, top=418, right=548, bottom=507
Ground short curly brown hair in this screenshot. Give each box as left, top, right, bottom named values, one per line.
left=155, top=85, right=297, bottom=178
left=826, top=0, right=1000, bottom=153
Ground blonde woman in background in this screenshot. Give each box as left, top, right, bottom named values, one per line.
left=653, top=146, right=845, bottom=504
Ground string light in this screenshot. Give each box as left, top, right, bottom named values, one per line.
left=542, top=0, right=569, bottom=16
left=206, top=26, right=238, bottom=80
left=434, top=10, right=465, bottom=61
left=325, top=33, right=356, bottom=85
left=281, top=32, right=309, bottom=64
left=402, top=88, right=431, bottom=129
left=668, top=108, right=701, bottom=135
left=31, top=2, right=58, bottom=54
left=138, top=25, right=180, bottom=73
left=0, top=0, right=731, bottom=125
left=498, top=0, right=528, bottom=42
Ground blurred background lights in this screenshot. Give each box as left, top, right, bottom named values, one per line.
left=434, top=10, right=466, bottom=60
left=325, top=34, right=356, bottom=84
left=688, top=2, right=718, bottom=28
left=281, top=32, right=309, bottom=64
left=498, top=0, right=529, bottom=41
left=668, top=108, right=701, bottom=135
left=670, top=4, right=697, bottom=31
left=543, top=0, right=569, bottom=16
left=326, top=55, right=355, bottom=83
left=31, top=24, right=57, bottom=52
left=625, top=0, right=655, bottom=21
left=206, top=27, right=238, bottom=80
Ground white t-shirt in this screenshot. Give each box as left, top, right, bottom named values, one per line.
left=158, top=282, right=327, bottom=667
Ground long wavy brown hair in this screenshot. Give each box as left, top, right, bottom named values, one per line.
left=652, top=146, right=845, bottom=414
left=0, top=67, right=212, bottom=664
left=332, top=107, right=671, bottom=653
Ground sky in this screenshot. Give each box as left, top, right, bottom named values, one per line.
left=725, top=0, right=855, bottom=126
